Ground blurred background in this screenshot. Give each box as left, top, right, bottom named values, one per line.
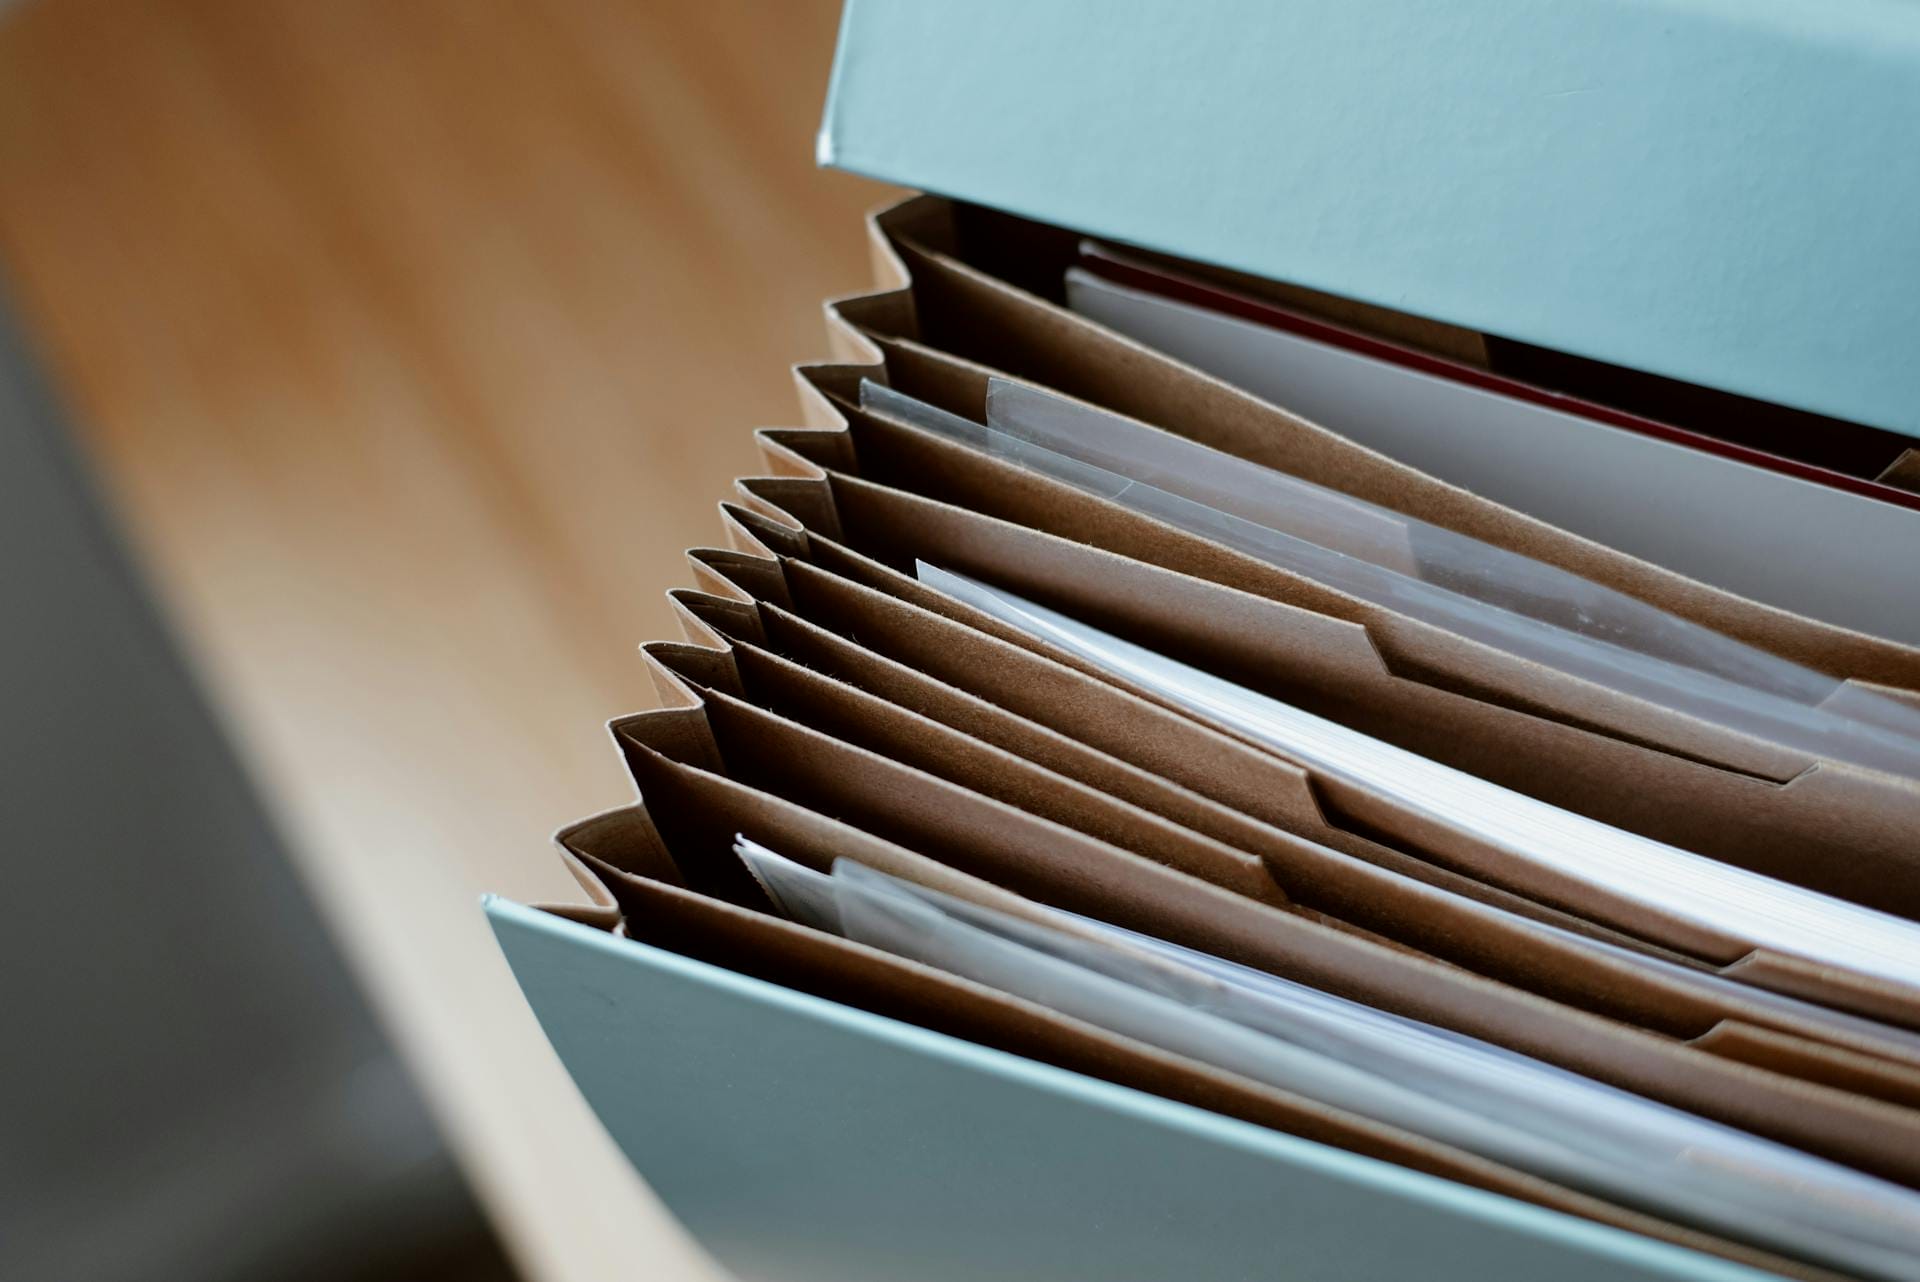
left=0, top=1, right=889, bottom=1279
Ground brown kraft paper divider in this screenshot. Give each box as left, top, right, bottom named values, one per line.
left=805, top=196, right=1920, bottom=889
left=1687, top=1023, right=1920, bottom=1112
left=832, top=351, right=1809, bottom=786
left=643, top=633, right=1295, bottom=912
left=862, top=337, right=1920, bottom=785
left=859, top=196, right=1920, bottom=689
left=540, top=798, right=1841, bottom=1282
left=665, top=554, right=1920, bottom=1076
left=713, top=435, right=1920, bottom=1027
left=706, top=484, right=1920, bottom=1032
left=599, top=658, right=1920, bottom=1186
left=794, top=349, right=1920, bottom=921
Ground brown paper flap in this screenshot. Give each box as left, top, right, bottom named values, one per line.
left=691, top=598, right=1305, bottom=886
left=608, top=703, right=726, bottom=778
left=1876, top=448, right=1920, bottom=494
left=1825, top=677, right=1920, bottom=721
left=828, top=288, right=919, bottom=353
left=649, top=635, right=1289, bottom=910
left=1693, top=1021, right=1920, bottom=1112
left=555, top=808, right=684, bottom=890
left=679, top=558, right=1920, bottom=1070
left=606, top=740, right=1080, bottom=927
left=718, top=499, right=810, bottom=561
left=684, top=546, right=791, bottom=611
left=761, top=422, right=857, bottom=477
left=743, top=457, right=1920, bottom=926
left=742, top=595, right=1339, bottom=859
left=1722, top=949, right=1920, bottom=1035
left=641, top=642, right=743, bottom=706
left=529, top=837, right=626, bottom=931
left=668, top=587, right=755, bottom=651
left=819, top=358, right=1831, bottom=788
left=733, top=474, right=842, bottom=541
left=553, top=794, right=1838, bottom=1280
left=773, top=553, right=1331, bottom=828
left=602, top=690, right=1920, bottom=1184
left=869, top=200, right=1920, bottom=691
left=780, top=468, right=1784, bottom=953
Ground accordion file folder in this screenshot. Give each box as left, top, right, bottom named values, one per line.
left=489, top=3, right=1920, bottom=1280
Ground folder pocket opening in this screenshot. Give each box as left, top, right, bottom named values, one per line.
left=548, top=806, right=1847, bottom=1282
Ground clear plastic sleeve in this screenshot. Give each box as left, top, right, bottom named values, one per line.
left=859, top=378, right=1920, bottom=780
left=736, top=838, right=1920, bottom=1280
left=913, top=564, right=1920, bottom=998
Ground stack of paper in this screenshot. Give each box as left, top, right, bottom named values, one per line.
left=503, top=194, right=1920, bottom=1282
left=739, top=841, right=1920, bottom=1280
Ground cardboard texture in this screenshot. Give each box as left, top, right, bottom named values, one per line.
left=492, top=195, right=1920, bottom=1282
left=667, top=569, right=1920, bottom=1076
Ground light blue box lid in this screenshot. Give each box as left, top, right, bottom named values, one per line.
left=487, top=896, right=1775, bottom=1281
left=820, top=0, right=1920, bottom=440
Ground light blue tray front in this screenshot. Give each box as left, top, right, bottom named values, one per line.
left=486, top=897, right=1778, bottom=1281
left=821, top=0, right=1920, bottom=440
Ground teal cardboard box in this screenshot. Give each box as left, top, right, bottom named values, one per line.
left=821, top=0, right=1920, bottom=442
left=488, top=898, right=1775, bottom=1281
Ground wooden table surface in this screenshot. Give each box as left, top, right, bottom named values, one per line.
left=0, top=1, right=892, bottom=1277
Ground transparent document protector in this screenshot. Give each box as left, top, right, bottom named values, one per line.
left=736, top=839, right=1920, bottom=1282
left=914, top=565, right=1920, bottom=1000
left=859, top=379, right=1920, bottom=781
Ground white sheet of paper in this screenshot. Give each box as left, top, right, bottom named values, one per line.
left=1066, top=269, right=1920, bottom=647
left=859, top=377, right=1920, bottom=780
left=915, top=564, right=1920, bottom=1005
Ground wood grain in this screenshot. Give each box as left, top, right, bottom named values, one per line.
left=0, top=1, right=892, bottom=1278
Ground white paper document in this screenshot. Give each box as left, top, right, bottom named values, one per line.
left=914, top=564, right=1920, bottom=1003
left=1064, top=269, right=1920, bottom=647
left=859, top=377, right=1920, bottom=781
